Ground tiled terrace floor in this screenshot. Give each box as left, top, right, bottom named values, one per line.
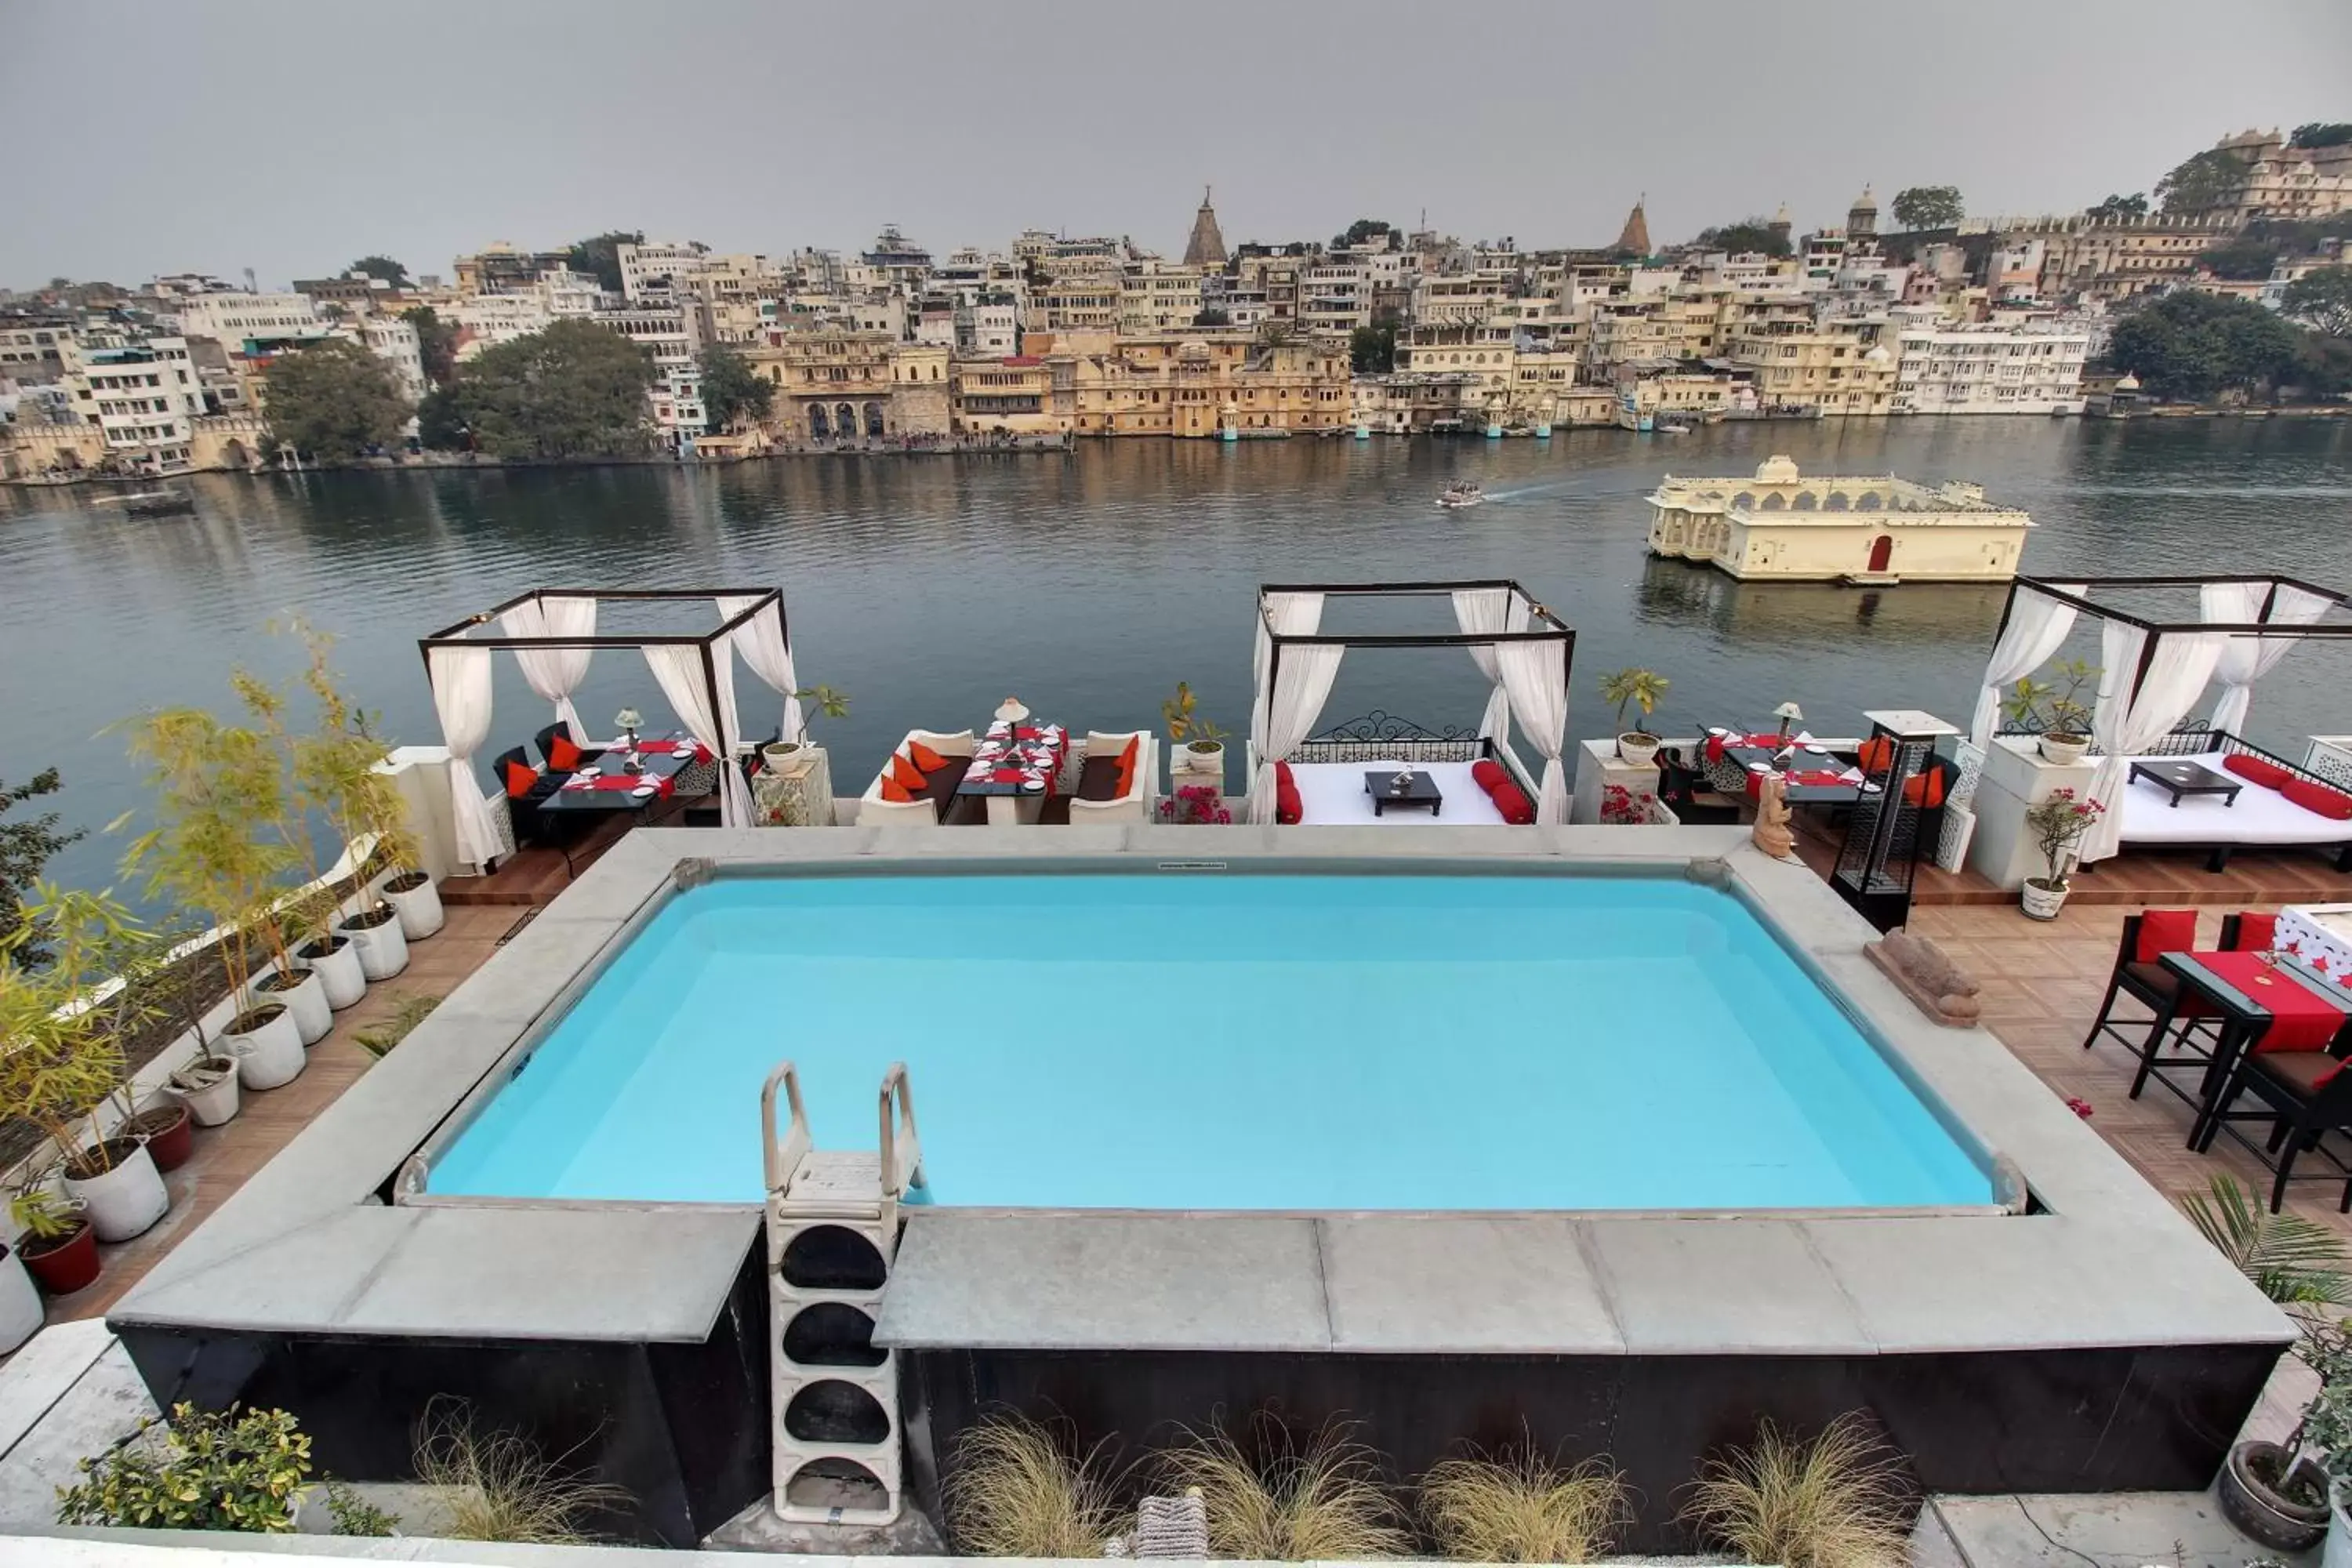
left=42, top=904, right=521, bottom=1323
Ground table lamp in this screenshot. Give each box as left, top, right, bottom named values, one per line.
left=1773, top=700, right=1804, bottom=738
left=615, top=707, right=644, bottom=772
left=995, top=696, right=1029, bottom=730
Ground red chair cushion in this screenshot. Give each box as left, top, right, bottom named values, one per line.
left=503, top=760, right=539, bottom=798
left=888, top=753, right=927, bottom=793
left=1857, top=736, right=1895, bottom=774
left=547, top=734, right=584, bottom=773
left=2222, top=751, right=2292, bottom=790
left=880, top=776, right=915, bottom=804
left=907, top=739, right=947, bottom=774
left=1116, top=736, right=1140, bottom=799
left=1902, top=770, right=1947, bottom=808
left=1274, top=760, right=1302, bottom=825
left=1471, top=759, right=1507, bottom=792
left=2134, top=909, right=2198, bottom=964
left=2283, top=776, right=2352, bottom=821
left=2231, top=911, right=2278, bottom=952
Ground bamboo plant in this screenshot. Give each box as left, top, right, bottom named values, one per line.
left=0, top=886, right=161, bottom=1178
left=289, top=626, right=419, bottom=887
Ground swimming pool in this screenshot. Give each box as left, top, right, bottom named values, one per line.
left=423, top=872, right=1995, bottom=1210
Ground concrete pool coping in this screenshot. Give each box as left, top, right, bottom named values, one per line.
left=107, top=824, right=2292, bottom=1363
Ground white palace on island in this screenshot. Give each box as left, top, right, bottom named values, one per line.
left=1645, top=456, right=2033, bottom=585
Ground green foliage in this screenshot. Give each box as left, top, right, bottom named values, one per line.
left=789, top=684, right=851, bottom=739
left=2291, top=331, right=2352, bottom=400
left=404, top=306, right=458, bottom=387
left=2107, top=289, right=2302, bottom=401
left=412, top=1403, right=626, bottom=1543
left=2292, top=122, right=2352, bottom=150
left=2000, top=658, right=2098, bottom=736
left=2200, top=236, right=2289, bottom=281
left=1161, top=683, right=1225, bottom=748
left=354, top=992, right=440, bottom=1058
left=1332, top=218, right=1396, bottom=249
left=347, top=255, right=409, bottom=289
left=1350, top=321, right=1397, bottom=373
left=57, top=1404, right=310, bottom=1534
left=697, top=343, right=774, bottom=432
left=1599, top=669, right=1668, bottom=735
left=1890, top=185, right=1963, bottom=230
left=0, top=886, right=160, bottom=1171
left=262, top=338, right=410, bottom=462
left=2157, top=147, right=2251, bottom=212
left=0, top=770, right=84, bottom=964
left=2087, top=192, right=2149, bottom=221
left=9, top=1184, right=81, bottom=1243
left=2022, top=788, right=2103, bottom=887
left=1192, top=307, right=1232, bottom=328
left=443, top=320, right=655, bottom=460
left=2182, top=1173, right=2352, bottom=1304
left=325, top=1480, right=399, bottom=1537
left=566, top=230, right=642, bottom=294
left=416, top=385, right=467, bottom=449
left=2285, top=267, right=2352, bottom=339
left=1693, top=218, right=1791, bottom=259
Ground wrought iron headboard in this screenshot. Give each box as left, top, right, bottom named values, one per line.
left=1994, top=718, right=2213, bottom=759
left=1287, top=710, right=1490, bottom=766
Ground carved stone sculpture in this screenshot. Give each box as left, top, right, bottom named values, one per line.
left=1750, top=773, right=1795, bottom=858
left=1865, top=928, right=1982, bottom=1026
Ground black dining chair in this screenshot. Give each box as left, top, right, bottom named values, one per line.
left=1657, top=749, right=1743, bottom=826
left=2082, top=912, right=2220, bottom=1104
left=495, top=745, right=597, bottom=874
left=2191, top=1019, right=2352, bottom=1213
left=535, top=722, right=603, bottom=772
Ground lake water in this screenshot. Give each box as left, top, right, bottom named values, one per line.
left=5, top=418, right=2350, bottom=898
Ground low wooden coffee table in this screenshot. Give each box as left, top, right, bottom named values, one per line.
left=1364, top=769, right=1443, bottom=818
left=2129, top=758, right=2242, bottom=808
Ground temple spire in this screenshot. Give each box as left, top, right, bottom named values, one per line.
left=1183, top=186, right=1228, bottom=267
left=1613, top=195, right=1650, bottom=257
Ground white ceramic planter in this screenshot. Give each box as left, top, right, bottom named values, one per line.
left=1617, top=734, right=1661, bottom=768
left=383, top=872, right=445, bottom=941
left=2327, top=1486, right=2352, bottom=1568
left=256, top=967, right=331, bottom=1045
left=173, top=1058, right=241, bottom=1127
left=0, top=1250, right=43, bottom=1353
left=222, top=1005, right=307, bottom=1091
left=299, top=936, right=367, bottom=1010
left=2020, top=877, right=2071, bottom=921
left=2038, top=734, right=2090, bottom=765
left=339, top=906, right=410, bottom=981
left=64, top=1142, right=169, bottom=1243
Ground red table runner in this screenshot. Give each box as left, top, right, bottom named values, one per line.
left=564, top=772, right=676, bottom=799
left=1705, top=732, right=1788, bottom=764
left=633, top=739, right=712, bottom=762
left=2192, top=949, right=2347, bottom=1053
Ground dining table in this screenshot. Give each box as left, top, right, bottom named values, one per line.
left=2165, top=946, right=2352, bottom=1152
left=538, top=733, right=707, bottom=815
left=956, top=717, right=1070, bottom=826
left=1710, top=728, right=1870, bottom=808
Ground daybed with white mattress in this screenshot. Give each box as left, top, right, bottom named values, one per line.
left=1284, top=759, right=1514, bottom=826
left=2118, top=747, right=2352, bottom=871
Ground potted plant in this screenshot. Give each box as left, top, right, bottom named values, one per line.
left=0, top=888, right=172, bottom=1242
left=170, top=1051, right=241, bottom=1127
left=9, top=1183, right=98, bottom=1298
left=765, top=685, right=852, bottom=774
left=2019, top=786, right=2103, bottom=920
left=286, top=632, right=441, bottom=948
left=0, top=1236, right=44, bottom=1350
left=2002, top=659, right=2100, bottom=764
left=122, top=708, right=307, bottom=1092
left=1600, top=668, right=1670, bottom=767
left=1162, top=683, right=1226, bottom=771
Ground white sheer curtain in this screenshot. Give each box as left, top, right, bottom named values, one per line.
left=427, top=645, right=500, bottom=869
left=717, top=594, right=802, bottom=743
left=1496, top=640, right=1570, bottom=824
left=1450, top=587, right=1522, bottom=742
left=1249, top=644, right=1345, bottom=822
left=499, top=594, right=596, bottom=745
left=2079, top=621, right=2227, bottom=863
left=1967, top=583, right=2085, bottom=748
left=1250, top=592, right=1326, bottom=759
left=2202, top=580, right=2334, bottom=738
left=645, top=644, right=755, bottom=826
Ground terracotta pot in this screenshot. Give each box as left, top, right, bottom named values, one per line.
left=0, top=1249, right=45, bottom=1347
left=127, top=1100, right=194, bottom=1172
left=338, top=904, right=409, bottom=981
left=297, top=935, right=367, bottom=1009
left=62, top=1139, right=169, bottom=1243
left=383, top=870, right=445, bottom=941
left=16, top=1220, right=100, bottom=1298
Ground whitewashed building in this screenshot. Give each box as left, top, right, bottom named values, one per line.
left=60, top=335, right=205, bottom=469
left=1893, top=323, right=2089, bottom=415
left=1647, top=456, right=2033, bottom=583
left=169, top=291, right=324, bottom=346
left=339, top=314, right=429, bottom=403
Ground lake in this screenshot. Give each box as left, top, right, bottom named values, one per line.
left=5, top=416, right=2350, bottom=898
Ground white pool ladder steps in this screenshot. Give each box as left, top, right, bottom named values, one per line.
left=761, top=1059, right=924, bottom=1527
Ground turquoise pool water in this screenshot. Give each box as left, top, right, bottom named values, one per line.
left=426, top=873, right=1994, bottom=1210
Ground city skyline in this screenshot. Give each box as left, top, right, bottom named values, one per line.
left=5, top=0, right=2349, bottom=288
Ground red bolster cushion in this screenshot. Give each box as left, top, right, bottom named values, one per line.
left=1468, top=758, right=1535, bottom=824
left=2223, top=752, right=2292, bottom=790
left=1471, top=758, right=1507, bottom=792
left=2283, top=775, right=2352, bottom=821
left=1274, top=760, right=1302, bottom=825
left=2134, top=909, right=2198, bottom=964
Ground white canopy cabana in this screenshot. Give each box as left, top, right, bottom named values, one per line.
left=419, top=587, right=805, bottom=865
left=1973, top=574, right=2352, bottom=864
left=1247, top=579, right=1577, bottom=823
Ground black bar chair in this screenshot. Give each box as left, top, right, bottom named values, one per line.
left=2082, top=911, right=2221, bottom=1103
left=2191, top=1018, right=2352, bottom=1213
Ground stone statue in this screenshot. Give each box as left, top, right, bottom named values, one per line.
left=1750, top=773, right=1795, bottom=858
left=1865, top=929, right=1982, bottom=1026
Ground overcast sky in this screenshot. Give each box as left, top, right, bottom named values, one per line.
left=6, top=0, right=2349, bottom=289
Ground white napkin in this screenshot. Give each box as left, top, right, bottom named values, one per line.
left=1840, top=766, right=1864, bottom=783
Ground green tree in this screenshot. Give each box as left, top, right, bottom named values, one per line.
left=566, top=230, right=643, bottom=294
left=2291, top=123, right=2352, bottom=150
left=1191, top=307, right=1231, bottom=327
left=261, top=338, right=410, bottom=461
left=2087, top=192, right=2150, bottom=222
left=347, top=255, right=409, bottom=289
left=446, top=319, right=654, bottom=459
left=1, top=769, right=83, bottom=964
left=2289, top=332, right=2352, bottom=400
left=404, top=306, right=458, bottom=387
left=697, top=342, right=774, bottom=432
left=416, top=385, right=469, bottom=450
left=1331, top=218, right=1396, bottom=249
left=2198, top=236, right=2286, bottom=280
left=2106, top=290, right=2302, bottom=401
left=1349, top=318, right=1397, bottom=373
left=2283, top=267, right=2352, bottom=338
left=1692, top=219, right=1791, bottom=258
left=2156, top=147, right=2250, bottom=212
left=1890, top=185, right=1963, bottom=230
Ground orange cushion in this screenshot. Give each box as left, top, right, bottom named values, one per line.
left=888, top=753, right=927, bottom=793
left=880, top=777, right=914, bottom=804
left=1902, top=771, right=1947, bottom=808
left=503, top=760, right=539, bottom=798
left=2135, top=909, right=2198, bottom=964
left=2284, top=776, right=2352, bottom=821
left=1119, top=735, right=1140, bottom=774
left=1856, top=736, right=1894, bottom=774
left=907, top=739, right=946, bottom=773
left=548, top=734, right=583, bottom=773
left=2223, top=751, right=2292, bottom=790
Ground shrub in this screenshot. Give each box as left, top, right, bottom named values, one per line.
left=1418, top=1447, right=1629, bottom=1562
left=411, top=1403, right=626, bottom=1544
left=57, top=1404, right=310, bottom=1534
left=1163, top=1417, right=1410, bottom=1561
left=1680, top=1414, right=1910, bottom=1568
left=354, top=992, right=441, bottom=1058
left=944, top=1413, right=1124, bottom=1556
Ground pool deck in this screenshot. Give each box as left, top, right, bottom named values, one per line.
left=105, top=824, right=2288, bottom=1367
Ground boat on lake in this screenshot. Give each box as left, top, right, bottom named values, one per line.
left=1436, top=481, right=1486, bottom=510
left=113, top=489, right=196, bottom=518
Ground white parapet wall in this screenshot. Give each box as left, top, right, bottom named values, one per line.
left=1965, top=738, right=2096, bottom=891
left=377, top=747, right=459, bottom=880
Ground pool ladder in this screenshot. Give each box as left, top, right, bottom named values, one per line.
left=760, top=1060, right=924, bottom=1529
